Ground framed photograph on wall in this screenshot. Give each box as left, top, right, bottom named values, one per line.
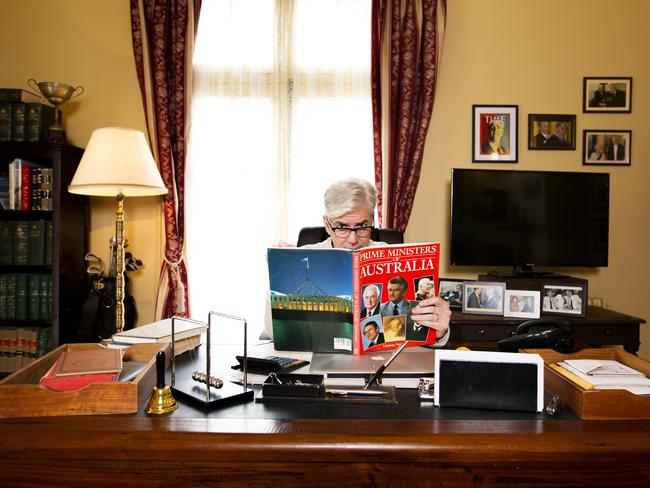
left=504, top=290, right=541, bottom=319
left=462, top=281, right=505, bottom=316
left=528, top=114, right=576, bottom=150
left=438, top=278, right=472, bottom=310
left=541, top=283, right=587, bottom=318
left=472, top=105, right=518, bottom=163
left=583, top=129, right=631, bottom=166
left=583, top=77, right=632, bottom=113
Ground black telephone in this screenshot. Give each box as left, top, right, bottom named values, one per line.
left=497, top=318, right=574, bottom=353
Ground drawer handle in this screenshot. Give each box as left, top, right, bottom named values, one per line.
left=478, top=329, right=486, bottom=335
left=604, top=329, right=612, bottom=336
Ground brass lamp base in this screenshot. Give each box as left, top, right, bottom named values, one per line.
left=145, top=385, right=178, bottom=415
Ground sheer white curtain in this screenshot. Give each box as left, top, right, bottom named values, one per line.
left=186, top=0, right=373, bottom=341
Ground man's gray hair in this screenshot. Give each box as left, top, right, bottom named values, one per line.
left=323, top=178, right=377, bottom=219
left=363, top=284, right=380, bottom=298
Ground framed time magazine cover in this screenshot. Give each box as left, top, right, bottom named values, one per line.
left=472, top=105, right=518, bottom=163
left=583, top=77, right=632, bottom=113
left=583, top=129, right=631, bottom=166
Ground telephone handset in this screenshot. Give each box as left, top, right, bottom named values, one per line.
left=497, top=318, right=574, bottom=353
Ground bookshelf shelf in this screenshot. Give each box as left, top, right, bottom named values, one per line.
left=0, top=141, right=88, bottom=351
left=0, top=210, right=52, bottom=220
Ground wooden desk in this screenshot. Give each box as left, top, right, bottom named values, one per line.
left=449, top=306, right=645, bottom=353
left=2, top=390, right=650, bottom=486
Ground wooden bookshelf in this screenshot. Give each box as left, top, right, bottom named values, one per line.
left=0, top=141, right=88, bottom=348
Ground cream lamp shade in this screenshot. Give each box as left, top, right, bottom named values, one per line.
left=68, top=127, right=168, bottom=197
left=68, top=126, right=167, bottom=333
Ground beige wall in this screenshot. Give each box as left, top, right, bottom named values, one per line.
left=2, top=1, right=648, bottom=358
left=0, top=0, right=162, bottom=325
left=409, top=0, right=650, bottom=359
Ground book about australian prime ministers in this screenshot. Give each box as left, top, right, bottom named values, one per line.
left=267, top=242, right=440, bottom=355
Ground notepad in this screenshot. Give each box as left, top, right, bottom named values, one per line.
left=562, top=359, right=646, bottom=378
left=557, top=361, right=650, bottom=387
left=55, top=348, right=123, bottom=376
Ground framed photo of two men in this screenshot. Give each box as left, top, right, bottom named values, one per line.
left=528, top=114, right=576, bottom=150
left=583, top=130, right=631, bottom=166
left=583, top=77, right=632, bottom=113
left=472, top=105, right=518, bottom=163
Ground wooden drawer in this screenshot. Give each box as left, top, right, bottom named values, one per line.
left=454, top=324, right=517, bottom=342
left=575, top=323, right=639, bottom=346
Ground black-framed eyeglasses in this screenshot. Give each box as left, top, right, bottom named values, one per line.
left=326, top=217, right=374, bottom=238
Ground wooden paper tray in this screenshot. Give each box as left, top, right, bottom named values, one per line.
left=0, top=342, right=166, bottom=418
left=522, top=348, right=650, bottom=420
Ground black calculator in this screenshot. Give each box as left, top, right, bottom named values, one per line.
left=233, top=355, right=310, bottom=374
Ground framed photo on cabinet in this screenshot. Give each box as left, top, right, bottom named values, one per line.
left=462, top=281, right=505, bottom=316
left=541, top=282, right=587, bottom=318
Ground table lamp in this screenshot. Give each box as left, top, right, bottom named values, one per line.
left=68, top=127, right=168, bottom=333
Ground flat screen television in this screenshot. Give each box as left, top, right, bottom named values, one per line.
left=450, top=169, right=609, bottom=272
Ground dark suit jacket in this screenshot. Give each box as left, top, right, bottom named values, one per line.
left=591, top=89, right=607, bottom=107
left=406, top=324, right=430, bottom=341
left=361, top=305, right=380, bottom=318
left=607, top=90, right=626, bottom=107
left=467, top=291, right=481, bottom=309
left=546, top=134, right=570, bottom=148
left=534, top=132, right=550, bottom=147
left=380, top=300, right=412, bottom=317
left=606, top=144, right=625, bottom=161
left=367, top=332, right=385, bottom=347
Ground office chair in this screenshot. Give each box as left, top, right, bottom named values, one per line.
left=296, top=226, right=404, bottom=247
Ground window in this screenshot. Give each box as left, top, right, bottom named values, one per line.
left=186, top=0, right=373, bottom=340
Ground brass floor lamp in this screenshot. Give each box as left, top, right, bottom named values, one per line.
left=68, top=127, right=167, bottom=333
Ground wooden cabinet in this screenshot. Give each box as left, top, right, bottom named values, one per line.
left=449, top=306, right=645, bottom=353
left=0, top=141, right=88, bottom=347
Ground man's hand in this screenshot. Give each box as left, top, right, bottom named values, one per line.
left=274, top=240, right=296, bottom=248
left=411, top=297, right=451, bottom=338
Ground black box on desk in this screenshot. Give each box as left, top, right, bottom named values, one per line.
left=434, top=349, right=544, bottom=413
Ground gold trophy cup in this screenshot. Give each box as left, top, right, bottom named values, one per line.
left=28, top=79, right=84, bottom=142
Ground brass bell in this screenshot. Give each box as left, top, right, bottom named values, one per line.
left=145, top=350, right=178, bottom=414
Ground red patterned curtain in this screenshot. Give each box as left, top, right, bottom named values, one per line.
left=130, top=0, right=201, bottom=318
left=371, top=0, right=446, bottom=232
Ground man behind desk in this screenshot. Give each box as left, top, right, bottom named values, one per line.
left=266, top=178, right=450, bottom=345
left=311, top=178, right=450, bottom=344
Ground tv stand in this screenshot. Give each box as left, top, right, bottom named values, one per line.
left=449, top=306, right=645, bottom=354
left=484, top=270, right=571, bottom=280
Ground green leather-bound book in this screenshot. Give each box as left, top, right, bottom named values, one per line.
left=27, top=273, right=41, bottom=320
left=5, top=273, right=16, bottom=320
left=0, top=220, right=14, bottom=264
left=13, top=221, right=29, bottom=265
left=25, top=103, right=57, bottom=142
left=27, top=220, right=46, bottom=265
left=0, top=274, right=7, bottom=320
left=36, top=326, right=53, bottom=357
left=15, top=273, right=28, bottom=320
left=0, top=102, right=12, bottom=141
left=39, top=273, right=50, bottom=320
left=11, top=102, right=26, bottom=142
